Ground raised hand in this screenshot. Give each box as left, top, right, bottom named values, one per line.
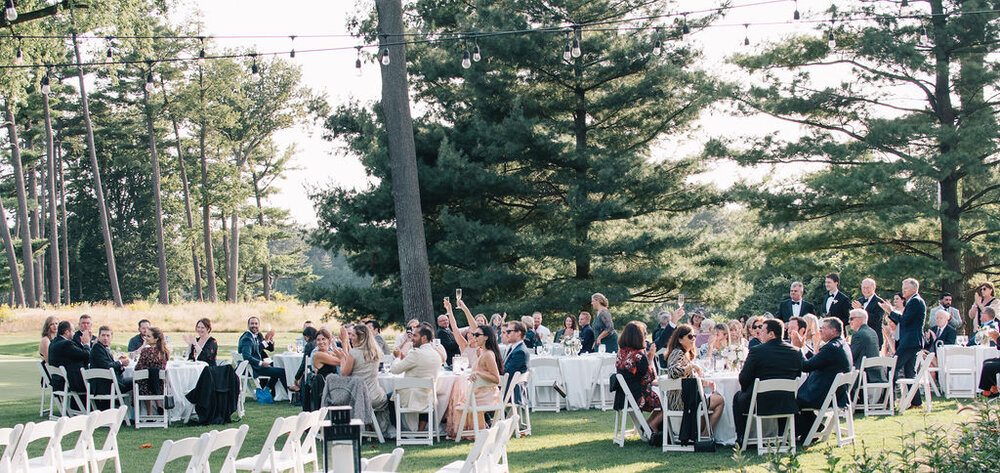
left=851, top=300, right=863, bottom=310
left=265, top=329, right=276, bottom=341
left=673, top=307, right=685, bottom=323
left=443, top=297, right=452, bottom=312
left=878, top=300, right=893, bottom=314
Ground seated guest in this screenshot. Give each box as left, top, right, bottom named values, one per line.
left=802, top=314, right=823, bottom=355
left=881, top=317, right=897, bottom=357
left=927, top=292, right=962, bottom=331
left=335, top=325, right=389, bottom=412
left=654, top=308, right=685, bottom=365
left=665, top=324, right=724, bottom=431
left=698, top=323, right=730, bottom=359
left=796, top=317, right=852, bottom=440
left=238, top=316, right=287, bottom=397
left=522, top=316, right=541, bottom=350
left=489, top=313, right=505, bottom=335
left=733, top=319, right=803, bottom=446
left=553, top=314, right=578, bottom=343
left=925, top=309, right=957, bottom=350
left=39, top=316, right=58, bottom=365
left=184, top=318, right=218, bottom=365
left=728, top=320, right=746, bottom=346
left=978, top=328, right=1000, bottom=397
left=787, top=316, right=813, bottom=358
left=745, top=316, right=763, bottom=349
left=72, top=314, right=95, bottom=350
left=48, top=321, right=91, bottom=396
left=294, top=326, right=319, bottom=394
left=578, top=312, right=595, bottom=353
left=980, top=307, right=999, bottom=336
left=694, top=319, right=714, bottom=348
left=690, top=310, right=706, bottom=335
left=128, top=319, right=151, bottom=354
left=436, top=312, right=462, bottom=365
left=445, top=298, right=481, bottom=364
left=969, top=281, right=1000, bottom=329
left=89, top=326, right=133, bottom=403
left=391, top=325, right=442, bottom=430
left=446, top=325, right=503, bottom=439
left=135, top=327, right=170, bottom=414
left=502, top=321, right=531, bottom=403
left=304, top=328, right=341, bottom=411
left=365, top=320, right=392, bottom=356
left=532, top=312, right=551, bottom=344
left=393, top=318, right=421, bottom=359
left=420, top=322, right=449, bottom=363
left=615, top=321, right=663, bottom=433
left=848, top=309, right=884, bottom=383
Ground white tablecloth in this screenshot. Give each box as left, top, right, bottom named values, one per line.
left=703, top=372, right=740, bottom=446
left=125, top=360, right=207, bottom=422
left=272, top=352, right=305, bottom=396
left=529, top=353, right=617, bottom=410
left=379, top=372, right=458, bottom=426
left=938, top=345, right=999, bottom=393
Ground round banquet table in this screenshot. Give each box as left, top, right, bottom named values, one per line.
left=125, top=360, right=207, bottom=422
left=272, top=352, right=305, bottom=401
left=529, top=353, right=617, bottom=410
left=378, top=371, right=459, bottom=427
left=702, top=371, right=740, bottom=446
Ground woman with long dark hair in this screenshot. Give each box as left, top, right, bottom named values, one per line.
left=664, top=324, right=724, bottom=430
left=446, top=324, right=503, bottom=439
left=185, top=318, right=218, bottom=365
left=553, top=314, right=578, bottom=343
left=616, top=321, right=661, bottom=433
left=136, top=327, right=170, bottom=414
left=39, top=316, right=58, bottom=364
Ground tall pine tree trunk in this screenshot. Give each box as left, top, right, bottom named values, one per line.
left=221, top=210, right=230, bottom=298
left=376, top=0, right=435, bottom=324
left=29, top=147, right=43, bottom=303
left=70, top=30, right=122, bottom=306
left=198, top=67, right=218, bottom=302
left=251, top=171, right=270, bottom=300
left=572, top=82, right=591, bottom=280
left=226, top=150, right=246, bottom=303
left=57, top=141, right=70, bottom=305
left=0, top=197, right=24, bottom=307
left=160, top=79, right=202, bottom=301
left=42, top=91, right=60, bottom=305
left=142, top=84, right=170, bottom=304
left=2, top=98, right=36, bottom=307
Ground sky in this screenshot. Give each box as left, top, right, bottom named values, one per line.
left=177, top=0, right=868, bottom=227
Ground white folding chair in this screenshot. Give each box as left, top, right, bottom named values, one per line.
left=54, top=412, right=93, bottom=473
left=202, top=424, right=250, bottom=473
left=233, top=416, right=301, bottom=473
left=0, top=424, right=24, bottom=473
left=491, top=416, right=518, bottom=473
left=150, top=432, right=214, bottom=473
left=132, top=368, right=169, bottom=428
left=361, top=400, right=386, bottom=444
left=657, top=376, right=713, bottom=451
left=455, top=373, right=507, bottom=441
left=9, top=419, right=62, bottom=473
left=802, top=371, right=858, bottom=447
left=528, top=358, right=562, bottom=412
left=88, top=407, right=128, bottom=473
left=612, top=373, right=653, bottom=447
left=939, top=345, right=977, bottom=398
left=435, top=422, right=499, bottom=473
left=502, top=371, right=531, bottom=437
left=394, top=377, right=437, bottom=446
left=361, top=448, right=404, bottom=472
left=590, top=356, right=616, bottom=410
left=857, top=356, right=896, bottom=416
left=897, top=352, right=934, bottom=414
left=49, top=365, right=86, bottom=419
left=296, top=409, right=326, bottom=473
left=81, top=368, right=131, bottom=424
left=37, top=362, right=53, bottom=418
left=235, top=360, right=265, bottom=418
left=741, top=378, right=797, bottom=455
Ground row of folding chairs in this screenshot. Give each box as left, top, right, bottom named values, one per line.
left=453, top=371, right=532, bottom=443
left=855, top=352, right=935, bottom=416
left=434, top=416, right=518, bottom=473
left=1, top=406, right=126, bottom=473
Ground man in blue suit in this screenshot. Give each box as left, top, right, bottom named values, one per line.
left=579, top=312, right=596, bottom=354
left=795, top=317, right=852, bottom=441
left=880, top=278, right=926, bottom=408
left=238, top=316, right=287, bottom=397
left=502, top=321, right=531, bottom=404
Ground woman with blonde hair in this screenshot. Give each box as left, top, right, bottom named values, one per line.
left=802, top=314, right=823, bottom=354
left=39, top=316, right=59, bottom=364
left=331, top=324, right=389, bottom=428
left=522, top=315, right=540, bottom=349
left=745, top=316, right=763, bottom=348
left=727, top=320, right=746, bottom=345
left=591, top=292, right=618, bottom=352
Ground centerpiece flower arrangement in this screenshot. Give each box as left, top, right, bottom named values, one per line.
left=720, top=343, right=749, bottom=371
left=974, top=327, right=994, bottom=346
left=562, top=336, right=583, bottom=356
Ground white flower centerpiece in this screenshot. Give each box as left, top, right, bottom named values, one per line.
left=974, top=328, right=993, bottom=346
left=562, top=336, right=583, bottom=356
left=720, top=343, right=749, bottom=371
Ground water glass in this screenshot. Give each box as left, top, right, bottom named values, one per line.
left=598, top=344, right=606, bottom=354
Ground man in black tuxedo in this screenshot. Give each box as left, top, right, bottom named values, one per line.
left=822, top=272, right=852, bottom=328
left=48, top=321, right=92, bottom=395
left=72, top=314, right=95, bottom=350
left=881, top=278, right=927, bottom=408
left=88, top=326, right=132, bottom=407
left=851, top=278, right=885, bottom=347
left=733, top=319, right=803, bottom=445
left=924, top=309, right=957, bottom=350
left=796, top=317, right=852, bottom=440
left=777, top=282, right=815, bottom=323
left=435, top=314, right=461, bottom=366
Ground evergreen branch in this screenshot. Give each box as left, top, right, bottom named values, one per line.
left=960, top=228, right=1000, bottom=242
left=794, top=85, right=930, bottom=116
left=793, top=59, right=936, bottom=108
left=959, top=183, right=1000, bottom=212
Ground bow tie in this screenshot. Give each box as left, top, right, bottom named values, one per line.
left=829, top=293, right=836, bottom=298
left=791, top=302, right=800, bottom=306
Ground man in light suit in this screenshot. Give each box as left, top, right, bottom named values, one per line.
left=822, top=272, right=852, bottom=328
left=390, top=325, right=441, bottom=431
left=796, top=317, right=852, bottom=441
left=778, top=281, right=815, bottom=323
left=881, top=278, right=926, bottom=408
left=502, top=321, right=531, bottom=404
left=848, top=309, right=883, bottom=383
left=851, top=278, right=885, bottom=347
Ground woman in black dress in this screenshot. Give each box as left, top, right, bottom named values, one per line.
left=185, top=318, right=218, bottom=365
left=304, top=328, right=340, bottom=410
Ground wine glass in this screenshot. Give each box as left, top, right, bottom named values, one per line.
left=677, top=293, right=685, bottom=310
left=456, top=288, right=462, bottom=301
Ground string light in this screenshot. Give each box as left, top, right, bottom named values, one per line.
left=652, top=27, right=662, bottom=56
left=682, top=15, right=690, bottom=35
left=828, top=18, right=836, bottom=49
left=793, top=0, right=800, bottom=20
left=901, top=0, right=909, bottom=7
left=4, top=0, right=16, bottom=22
left=40, top=71, right=50, bottom=95
left=14, top=35, right=22, bottom=65
left=571, top=27, right=582, bottom=58
left=461, top=48, right=472, bottom=68
left=198, top=37, right=206, bottom=66
left=562, top=30, right=572, bottom=61
left=355, top=46, right=362, bottom=76
left=144, top=62, right=155, bottom=93
left=743, top=24, right=750, bottom=46
left=250, top=53, right=259, bottom=76
left=380, top=47, right=390, bottom=65
left=289, top=35, right=296, bottom=58
left=920, top=24, right=928, bottom=42
left=105, top=37, right=114, bottom=60
left=472, top=39, right=481, bottom=62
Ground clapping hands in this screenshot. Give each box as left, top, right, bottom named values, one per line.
left=851, top=300, right=863, bottom=310
left=878, top=300, right=893, bottom=314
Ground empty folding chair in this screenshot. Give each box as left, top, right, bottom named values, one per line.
left=37, top=363, right=53, bottom=418
left=491, top=416, right=518, bottom=473
left=454, top=373, right=507, bottom=441
left=361, top=448, right=404, bottom=472
left=233, top=416, right=301, bottom=473
left=0, top=424, right=24, bottom=473
left=150, top=433, right=214, bottom=473
left=81, top=368, right=130, bottom=423
left=201, top=424, right=250, bottom=473
left=857, top=356, right=896, bottom=416
left=88, top=407, right=128, bottom=473
left=741, top=378, right=798, bottom=455
left=939, top=346, right=977, bottom=398
left=9, top=419, right=62, bottom=473
left=611, top=373, right=654, bottom=447
left=132, top=368, right=169, bottom=428
left=53, top=412, right=93, bottom=473
left=393, top=377, right=437, bottom=446
left=502, top=371, right=531, bottom=438
left=529, top=358, right=563, bottom=412
left=897, top=352, right=934, bottom=414
left=802, top=371, right=859, bottom=447
left=49, top=365, right=86, bottom=419
left=296, top=409, right=327, bottom=473
left=590, top=356, right=617, bottom=410
left=434, top=423, right=499, bottom=473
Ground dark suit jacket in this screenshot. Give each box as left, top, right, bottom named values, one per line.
left=503, top=341, right=530, bottom=403
left=48, top=336, right=91, bottom=393
left=88, top=342, right=127, bottom=394
left=653, top=324, right=675, bottom=352
left=436, top=327, right=461, bottom=365
left=925, top=325, right=957, bottom=350
left=856, top=295, right=886, bottom=347
left=72, top=330, right=94, bottom=350
left=898, top=295, right=927, bottom=351
left=849, top=325, right=884, bottom=383
left=238, top=331, right=274, bottom=374
left=823, top=292, right=852, bottom=327
left=127, top=334, right=144, bottom=352
left=738, top=339, right=803, bottom=415
left=580, top=325, right=595, bottom=353
left=799, top=337, right=852, bottom=408
left=778, top=299, right=816, bottom=322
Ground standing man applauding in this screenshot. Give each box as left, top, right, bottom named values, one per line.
left=823, top=273, right=852, bottom=328
left=238, top=317, right=287, bottom=398
left=851, top=278, right=885, bottom=348
left=778, top=282, right=814, bottom=323
left=880, top=278, right=926, bottom=408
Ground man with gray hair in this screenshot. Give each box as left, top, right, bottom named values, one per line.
left=778, top=281, right=815, bottom=323
left=852, top=278, right=886, bottom=347
left=848, top=308, right=883, bottom=382
left=880, top=278, right=926, bottom=408
left=924, top=309, right=957, bottom=350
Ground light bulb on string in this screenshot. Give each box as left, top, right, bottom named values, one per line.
left=563, top=42, right=572, bottom=61
left=461, top=49, right=472, bottom=69
left=901, top=0, right=909, bottom=7
left=920, top=25, right=928, bottom=42
left=289, top=35, right=296, bottom=58
left=793, top=0, right=800, bottom=20
left=652, top=27, right=662, bottom=56
left=4, top=0, right=16, bottom=22
left=682, top=16, right=690, bottom=35
left=14, top=35, right=22, bottom=65
left=197, top=37, right=206, bottom=66
left=250, top=53, right=259, bottom=76
left=828, top=31, right=836, bottom=49
left=41, top=72, right=51, bottom=95
left=105, top=37, right=114, bottom=61
left=144, top=70, right=155, bottom=93
left=355, top=47, right=363, bottom=76
left=571, top=37, right=581, bottom=58
left=472, top=40, right=481, bottom=62
left=381, top=48, right=390, bottom=66
left=743, top=24, right=750, bottom=46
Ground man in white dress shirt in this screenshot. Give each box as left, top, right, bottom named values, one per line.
left=391, top=325, right=442, bottom=431
left=532, top=312, right=551, bottom=343
left=851, top=278, right=886, bottom=347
